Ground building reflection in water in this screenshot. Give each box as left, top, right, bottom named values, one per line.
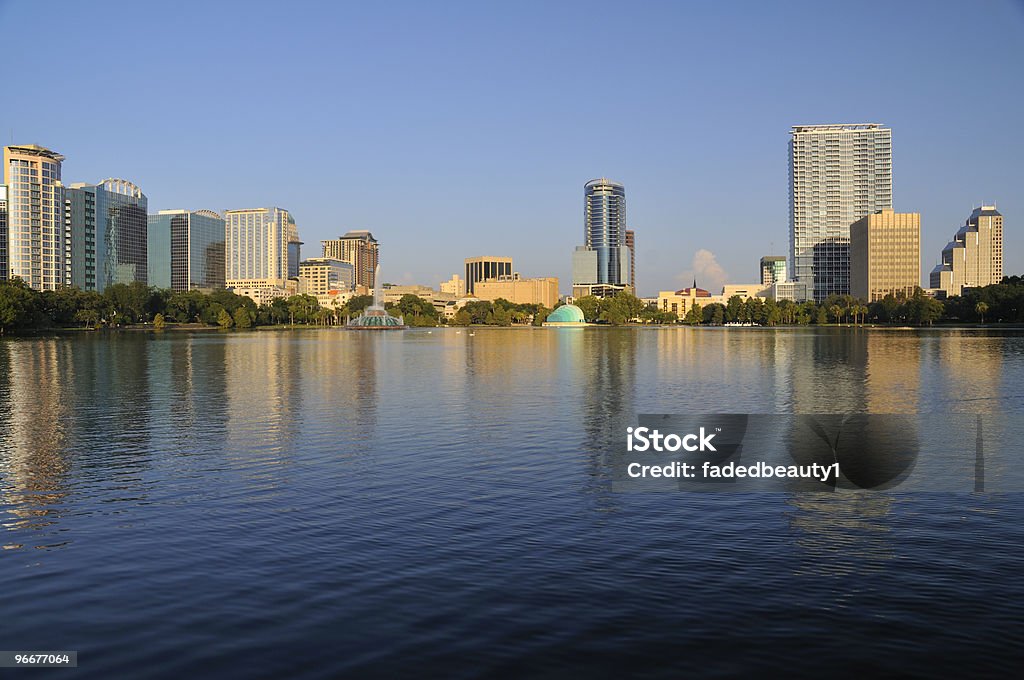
left=303, top=331, right=379, bottom=457
left=0, top=339, right=76, bottom=545
left=225, top=333, right=304, bottom=474
left=575, top=329, right=637, bottom=507
left=783, top=330, right=924, bottom=573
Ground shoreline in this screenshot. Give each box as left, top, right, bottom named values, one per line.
left=3, top=322, right=1024, bottom=338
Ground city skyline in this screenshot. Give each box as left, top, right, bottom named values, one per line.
left=1, top=1, right=1021, bottom=294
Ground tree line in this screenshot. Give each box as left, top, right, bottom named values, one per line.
left=0, top=279, right=358, bottom=333
left=2, top=276, right=1022, bottom=334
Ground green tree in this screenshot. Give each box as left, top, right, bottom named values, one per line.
left=218, top=308, right=234, bottom=328
left=347, top=295, right=374, bottom=316
left=452, top=308, right=472, bottom=326
left=153, top=312, right=166, bottom=330
left=574, top=295, right=600, bottom=323
left=0, top=278, right=40, bottom=333
left=976, top=301, right=989, bottom=324
left=233, top=306, right=253, bottom=329
left=684, top=303, right=703, bottom=325
left=725, top=296, right=743, bottom=323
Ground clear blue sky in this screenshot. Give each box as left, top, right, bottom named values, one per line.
left=3, top=0, right=1022, bottom=294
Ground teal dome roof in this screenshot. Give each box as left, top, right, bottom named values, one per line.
left=546, top=304, right=586, bottom=324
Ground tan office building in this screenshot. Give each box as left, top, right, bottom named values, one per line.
left=929, top=206, right=1003, bottom=297
left=474, top=275, right=559, bottom=308
left=464, top=256, right=513, bottom=295
left=3, top=144, right=65, bottom=290
left=850, top=208, right=921, bottom=302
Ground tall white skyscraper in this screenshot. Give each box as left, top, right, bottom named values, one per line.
left=3, top=145, right=65, bottom=290
left=789, top=124, right=892, bottom=302
left=225, top=207, right=299, bottom=304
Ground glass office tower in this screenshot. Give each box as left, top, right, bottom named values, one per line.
left=148, top=209, right=226, bottom=291
left=66, top=178, right=148, bottom=291
left=572, top=178, right=631, bottom=297
left=789, top=124, right=892, bottom=302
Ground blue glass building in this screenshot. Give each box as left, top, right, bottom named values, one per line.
left=148, top=209, right=226, bottom=291
left=572, top=179, right=632, bottom=298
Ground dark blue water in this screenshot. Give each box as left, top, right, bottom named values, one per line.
left=2, top=328, right=1023, bottom=677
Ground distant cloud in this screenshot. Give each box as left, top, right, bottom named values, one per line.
left=677, top=249, right=728, bottom=292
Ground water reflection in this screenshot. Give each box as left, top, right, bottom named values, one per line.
left=0, top=339, right=75, bottom=542
left=225, top=333, right=304, bottom=471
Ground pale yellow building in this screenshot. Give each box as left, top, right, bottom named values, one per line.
left=474, top=275, right=559, bottom=308
left=657, top=283, right=768, bottom=317
left=850, top=208, right=921, bottom=302
left=297, top=258, right=354, bottom=296
left=929, top=206, right=1003, bottom=297
left=439, top=273, right=466, bottom=296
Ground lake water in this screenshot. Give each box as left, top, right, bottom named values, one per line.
left=2, top=327, right=1023, bottom=677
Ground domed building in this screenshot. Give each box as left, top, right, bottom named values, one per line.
left=543, top=304, right=588, bottom=327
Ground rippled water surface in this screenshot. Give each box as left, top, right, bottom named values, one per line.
left=2, top=327, right=1023, bottom=677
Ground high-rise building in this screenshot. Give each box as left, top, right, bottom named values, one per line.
left=147, top=209, right=226, bottom=292
left=322, top=230, right=379, bottom=289
left=3, top=144, right=65, bottom=290
left=929, top=206, right=1003, bottom=297
left=298, top=257, right=354, bottom=295
left=625, top=229, right=636, bottom=293
left=573, top=178, right=631, bottom=298
left=850, top=208, right=921, bottom=302
left=0, top=185, right=7, bottom=281
left=439, top=274, right=466, bottom=297
left=225, top=207, right=297, bottom=302
left=760, top=256, right=787, bottom=287
left=789, top=124, right=892, bottom=302
left=464, top=256, right=513, bottom=295
left=65, top=178, right=148, bottom=291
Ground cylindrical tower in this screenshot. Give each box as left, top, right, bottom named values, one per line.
left=584, top=178, right=626, bottom=285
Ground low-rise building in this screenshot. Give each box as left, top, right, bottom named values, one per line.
left=657, top=283, right=769, bottom=316
left=298, top=257, right=354, bottom=296
left=474, top=274, right=559, bottom=308
left=439, top=274, right=466, bottom=297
